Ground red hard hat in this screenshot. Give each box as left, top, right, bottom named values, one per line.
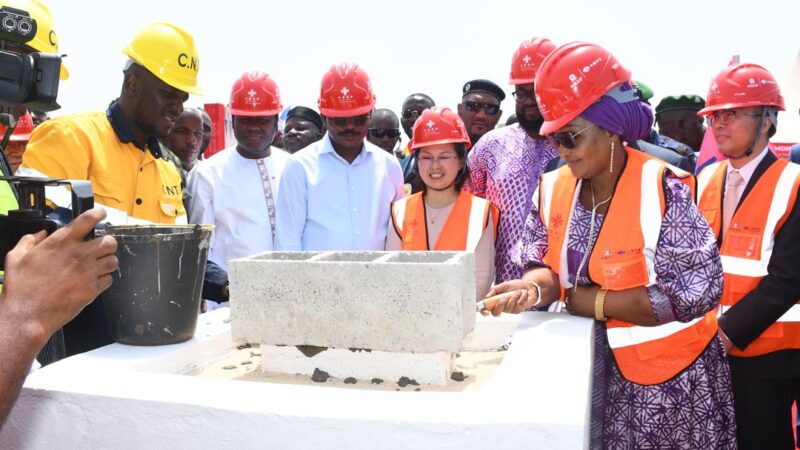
left=410, top=107, right=471, bottom=150
left=509, top=37, right=556, bottom=85
left=229, top=71, right=282, bottom=116
left=0, top=111, right=34, bottom=141
left=698, top=63, right=785, bottom=116
left=535, top=42, right=631, bottom=135
left=318, top=62, right=375, bottom=118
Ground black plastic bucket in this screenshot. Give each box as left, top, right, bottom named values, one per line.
left=101, top=224, right=213, bottom=345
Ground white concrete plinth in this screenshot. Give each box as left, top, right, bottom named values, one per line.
left=0, top=309, right=595, bottom=450
left=229, top=251, right=475, bottom=353
left=462, top=312, right=521, bottom=351
left=261, top=345, right=453, bottom=385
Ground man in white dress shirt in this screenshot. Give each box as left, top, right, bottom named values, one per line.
left=275, top=63, right=404, bottom=251
left=188, top=71, right=289, bottom=270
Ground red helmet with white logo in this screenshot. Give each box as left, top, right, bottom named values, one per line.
left=0, top=111, right=34, bottom=141
left=698, top=63, right=785, bottom=116
left=509, top=37, right=556, bottom=85
left=535, top=42, right=631, bottom=135
left=229, top=71, right=282, bottom=116
left=318, top=63, right=376, bottom=118
left=410, top=107, right=471, bottom=150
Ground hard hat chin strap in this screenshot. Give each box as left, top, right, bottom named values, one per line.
left=730, top=108, right=771, bottom=160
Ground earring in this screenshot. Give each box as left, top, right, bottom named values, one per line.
left=609, top=141, right=615, bottom=173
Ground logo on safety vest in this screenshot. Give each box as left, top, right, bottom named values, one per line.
left=550, top=213, right=563, bottom=230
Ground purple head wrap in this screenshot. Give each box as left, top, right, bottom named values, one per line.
left=579, top=82, right=654, bottom=143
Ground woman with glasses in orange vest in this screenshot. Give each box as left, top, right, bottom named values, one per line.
left=386, top=107, right=499, bottom=299
left=488, top=42, right=736, bottom=449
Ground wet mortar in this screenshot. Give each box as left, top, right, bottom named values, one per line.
left=188, top=343, right=506, bottom=392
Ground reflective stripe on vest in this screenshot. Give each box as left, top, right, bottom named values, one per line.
left=391, top=190, right=498, bottom=251
left=698, top=158, right=800, bottom=357
left=540, top=146, right=716, bottom=385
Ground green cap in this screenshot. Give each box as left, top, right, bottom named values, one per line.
left=655, top=95, right=706, bottom=115
left=633, top=80, right=654, bottom=101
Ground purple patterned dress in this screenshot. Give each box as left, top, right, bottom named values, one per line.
left=519, top=176, right=737, bottom=449
left=466, top=123, right=557, bottom=283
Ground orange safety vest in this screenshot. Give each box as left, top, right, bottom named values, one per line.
left=697, top=157, right=800, bottom=357
left=390, top=190, right=499, bottom=251
left=538, top=146, right=717, bottom=385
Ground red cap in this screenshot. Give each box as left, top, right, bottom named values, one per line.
left=535, top=42, right=631, bottom=135
left=410, top=107, right=471, bottom=150
left=698, top=63, right=785, bottom=116
left=509, top=37, right=556, bottom=85
left=318, top=62, right=375, bottom=117
left=229, top=71, right=282, bottom=116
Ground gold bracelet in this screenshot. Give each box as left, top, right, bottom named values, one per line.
left=595, top=288, right=609, bottom=322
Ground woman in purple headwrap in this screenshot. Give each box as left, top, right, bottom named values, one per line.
left=484, top=43, right=736, bottom=449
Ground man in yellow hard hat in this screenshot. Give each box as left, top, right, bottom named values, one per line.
left=16, top=21, right=202, bottom=356
left=18, top=21, right=201, bottom=226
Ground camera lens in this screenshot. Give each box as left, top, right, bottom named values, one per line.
left=17, top=19, right=32, bottom=35
left=2, top=16, right=16, bottom=32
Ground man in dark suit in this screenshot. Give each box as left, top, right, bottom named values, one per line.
left=697, top=62, right=800, bottom=450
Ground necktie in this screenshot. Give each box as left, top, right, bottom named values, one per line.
left=723, top=170, right=744, bottom=233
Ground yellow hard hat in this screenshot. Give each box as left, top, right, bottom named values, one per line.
left=122, top=22, right=202, bottom=95
left=0, top=0, right=68, bottom=79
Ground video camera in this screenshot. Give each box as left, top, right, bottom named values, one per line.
left=0, top=176, right=94, bottom=271
left=0, top=5, right=62, bottom=112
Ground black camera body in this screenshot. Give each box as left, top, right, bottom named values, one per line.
left=0, top=6, right=62, bottom=112
left=0, top=176, right=94, bottom=270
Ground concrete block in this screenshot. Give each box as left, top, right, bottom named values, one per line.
left=261, top=345, right=453, bottom=385
left=229, top=251, right=475, bottom=352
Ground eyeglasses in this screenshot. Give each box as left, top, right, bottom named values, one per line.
left=705, top=110, right=762, bottom=126
left=511, top=90, right=536, bottom=104
left=463, top=101, right=500, bottom=115
left=416, top=153, right=459, bottom=165
left=331, top=113, right=370, bottom=127
left=368, top=128, right=401, bottom=139
left=401, top=109, right=422, bottom=120
left=547, top=124, right=595, bottom=149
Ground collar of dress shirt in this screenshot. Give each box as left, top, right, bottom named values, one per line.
left=317, top=133, right=374, bottom=161
left=726, top=145, right=769, bottom=189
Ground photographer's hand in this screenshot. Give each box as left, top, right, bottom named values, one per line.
left=0, top=208, right=118, bottom=428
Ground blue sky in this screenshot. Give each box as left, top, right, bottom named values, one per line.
left=45, top=0, right=799, bottom=139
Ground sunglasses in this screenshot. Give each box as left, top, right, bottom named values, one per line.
left=463, top=101, right=500, bottom=115
left=368, top=128, right=401, bottom=139
left=547, top=124, right=595, bottom=149
left=401, top=109, right=422, bottom=120
left=331, top=114, right=370, bottom=127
